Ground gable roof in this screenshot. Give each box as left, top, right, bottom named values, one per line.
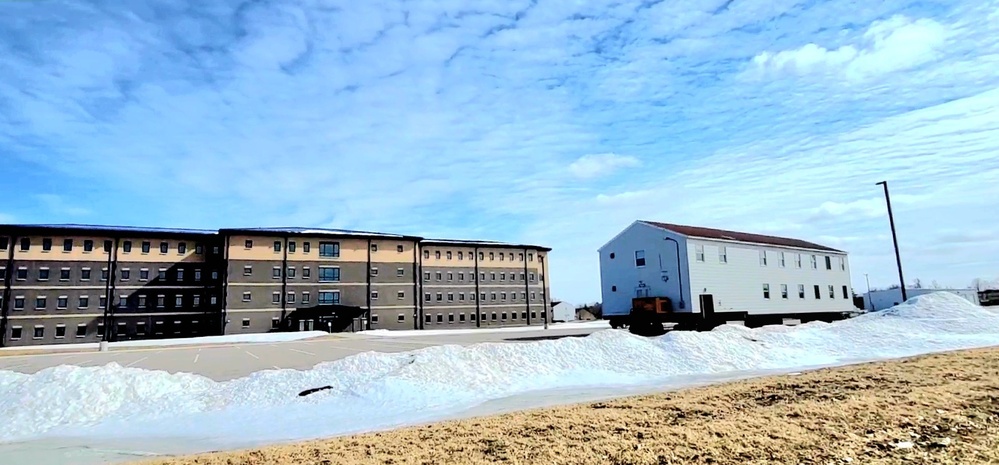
left=640, top=221, right=844, bottom=253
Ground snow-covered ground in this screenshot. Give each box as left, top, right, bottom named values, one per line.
left=361, top=319, right=609, bottom=337
left=1, top=292, right=998, bottom=465
left=0, top=331, right=332, bottom=353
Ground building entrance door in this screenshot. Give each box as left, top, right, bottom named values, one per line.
left=699, top=294, right=715, bottom=317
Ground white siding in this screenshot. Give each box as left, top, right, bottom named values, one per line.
left=552, top=302, right=576, bottom=322
left=864, top=288, right=980, bottom=311
left=686, top=239, right=854, bottom=316
left=599, top=222, right=693, bottom=317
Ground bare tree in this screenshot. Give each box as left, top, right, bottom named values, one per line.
left=971, top=278, right=983, bottom=291
left=912, top=278, right=923, bottom=289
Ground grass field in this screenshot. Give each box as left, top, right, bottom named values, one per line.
left=139, top=347, right=999, bottom=465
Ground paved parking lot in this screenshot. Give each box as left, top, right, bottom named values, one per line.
left=0, top=323, right=609, bottom=381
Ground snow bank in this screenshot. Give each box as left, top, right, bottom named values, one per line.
left=0, top=331, right=331, bottom=352
left=1, top=292, right=997, bottom=456
left=362, top=319, right=609, bottom=337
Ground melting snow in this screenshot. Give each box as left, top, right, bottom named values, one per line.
left=0, top=292, right=997, bottom=462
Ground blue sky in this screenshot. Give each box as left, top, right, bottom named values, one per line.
left=1, top=0, right=998, bottom=304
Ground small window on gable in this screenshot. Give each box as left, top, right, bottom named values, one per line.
left=695, top=245, right=704, bottom=262
left=635, top=250, right=646, bottom=267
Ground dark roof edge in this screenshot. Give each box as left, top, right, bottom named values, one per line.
left=641, top=220, right=845, bottom=254
left=420, top=238, right=552, bottom=251
left=0, top=224, right=218, bottom=238
left=217, top=228, right=424, bottom=241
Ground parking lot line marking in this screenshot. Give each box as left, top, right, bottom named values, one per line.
left=194, top=353, right=200, bottom=364
left=244, top=350, right=259, bottom=360
left=125, top=357, right=148, bottom=368
left=76, top=359, right=93, bottom=366
left=288, top=348, right=316, bottom=356
left=2, top=363, right=29, bottom=370
left=272, top=365, right=281, bottom=370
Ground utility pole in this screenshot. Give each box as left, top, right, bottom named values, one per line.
left=876, top=181, right=907, bottom=302
left=864, top=273, right=872, bottom=311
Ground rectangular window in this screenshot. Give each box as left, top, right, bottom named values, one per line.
left=141, top=241, right=151, bottom=253
left=447, top=292, right=454, bottom=302
left=695, top=244, right=704, bottom=262
left=287, top=292, right=296, bottom=304
left=839, top=257, right=846, bottom=271
left=287, top=267, right=296, bottom=278
left=719, top=246, right=727, bottom=263
left=245, top=240, right=253, bottom=249
left=0, top=266, right=5, bottom=280
left=243, top=265, right=252, bottom=276
left=302, top=292, right=310, bottom=303
left=842, top=285, right=849, bottom=299
left=194, top=269, right=202, bottom=282
left=288, top=241, right=296, bottom=253
left=796, top=254, right=802, bottom=268
left=100, top=296, right=107, bottom=308
left=196, top=244, right=204, bottom=254
left=272, top=267, right=281, bottom=279
left=781, top=284, right=788, bottom=299
left=811, top=255, right=818, bottom=269
left=60, top=268, right=70, bottom=281
left=425, top=293, right=431, bottom=302
left=825, top=256, right=832, bottom=270
left=303, top=242, right=311, bottom=253
left=424, top=250, right=430, bottom=259
left=14, top=297, right=24, bottom=310
left=242, top=318, right=251, bottom=328
left=20, top=237, right=30, bottom=251
left=76, top=324, right=87, bottom=338
left=318, top=291, right=340, bottom=305
left=176, top=295, right=184, bottom=307
left=814, top=285, right=821, bottom=299
left=760, top=250, right=768, bottom=266
left=158, top=268, right=166, bottom=280
left=157, top=295, right=165, bottom=307
left=33, top=326, right=44, bottom=339
left=140, top=269, right=149, bottom=281
left=16, top=268, right=26, bottom=280
left=370, top=290, right=379, bottom=300
left=798, top=285, right=805, bottom=299
left=272, top=292, right=281, bottom=304
left=160, top=242, right=169, bottom=254
left=635, top=250, right=646, bottom=267
left=370, top=267, right=378, bottom=276
left=79, top=296, right=89, bottom=308
left=242, top=292, right=252, bottom=302
left=135, top=322, right=146, bottom=335
left=762, top=284, right=770, bottom=299
left=319, top=241, right=340, bottom=258
left=371, top=243, right=379, bottom=252
left=829, top=285, right=835, bottom=299
left=491, top=292, right=497, bottom=301
left=319, top=267, right=340, bottom=282
left=398, top=290, right=406, bottom=300
left=121, top=241, right=130, bottom=253
left=274, top=241, right=282, bottom=252
left=397, top=267, right=405, bottom=277
left=38, top=268, right=50, bottom=281
left=435, top=251, right=441, bottom=259
left=121, top=268, right=130, bottom=280
left=446, top=251, right=452, bottom=259
left=57, top=296, right=68, bottom=309
left=437, top=314, right=444, bottom=323
left=63, top=239, right=73, bottom=252
left=397, top=244, right=405, bottom=253
left=780, top=252, right=786, bottom=267
left=36, top=296, right=47, bottom=309
left=272, top=318, right=281, bottom=329
left=303, top=267, right=311, bottom=278
left=42, top=238, right=52, bottom=251
left=0, top=237, right=6, bottom=250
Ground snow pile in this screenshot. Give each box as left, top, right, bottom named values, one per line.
left=0, top=292, right=997, bottom=452
left=0, top=331, right=331, bottom=352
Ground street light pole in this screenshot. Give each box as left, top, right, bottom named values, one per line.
left=663, top=237, right=686, bottom=310
left=876, top=181, right=907, bottom=302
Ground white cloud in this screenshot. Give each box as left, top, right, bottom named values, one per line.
left=749, top=15, right=950, bottom=80
left=34, top=194, right=91, bottom=217
left=809, top=194, right=929, bottom=221
left=568, top=153, right=642, bottom=179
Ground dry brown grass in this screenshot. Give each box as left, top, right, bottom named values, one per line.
left=140, top=347, right=999, bottom=465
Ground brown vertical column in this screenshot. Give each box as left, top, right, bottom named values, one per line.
left=0, top=234, right=16, bottom=348
left=474, top=247, right=481, bottom=327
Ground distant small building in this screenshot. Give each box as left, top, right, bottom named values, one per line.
left=863, top=288, right=981, bottom=311
left=551, top=301, right=575, bottom=322
left=576, top=308, right=597, bottom=321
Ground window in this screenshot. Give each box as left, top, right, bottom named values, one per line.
left=136, top=322, right=146, bottom=335
left=60, top=268, right=70, bottom=281
left=436, top=292, right=443, bottom=302
left=780, top=252, right=786, bottom=267
left=781, top=284, right=788, bottom=299
left=424, top=250, right=430, bottom=259
left=397, top=245, right=404, bottom=253
left=842, top=285, right=849, bottom=299
left=244, top=265, right=252, bottom=276
left=760, top=250, right=767, bottom=266
left=157, top=295, right=165, bottom=307
left=762, top=284, right=770, bottom=299
left=81, top=268, right=91, bottom=280
left=42, top=238, right=52, bottom=251
left=76, top=324, right=87, bottom=338
left=0, top=237, right=6, bottom=250
left=489, top=272, right=495, bottom=281
left=303, top=267, right=311, bottom=278
left=158, top=268, right=166, bottom=280
left=319, top=267, right=340, bottom=282
left=437, top=314, right=444, bottom=323
left=479, top=251, right=484, bottom=260
left=489, top=252, right=494, bottom=260
left=303, top=242, right=310, bottom=253
left=194, top=269, right=202, bottom=282
left=719, top=246, right=727, bottom=263
left=160, top=242, right=169, bottom=254
left=839, top=257, right=846, bottom=271
left=245, top=240, right=253, bottom=249
left=196, top=244, right=204, bottom=254
left=242, top=292, right=252, bottom=302
left=274, top=241, right=282, bottom=252
left=480, top=292, right=486, bottom=301
left=811, top=255, right=818, bottom=269
left=398, top=290, right=406, bottom=300
left=370, top=267, right=378, bottom=276
left=141, top=241, right=151, bottom=253
left=0, top=267, right=4, bottom=280
left=272, top=292, right=281, bottom=304
left=63, top=239, right=73, bottom=252
left=825, top=256, right=832, bottom=270
left=287, top=292, right=296, bottom=304
left=448, top=314, right=455, bottom=323
left=318, top=291, right=340, bottom=305
left=829, top=285, right=835, bottom=299
left=435, top=250, right=441, bottom=260
left=38, top=268, right=50, bottom=281
left=449, top=272, right=454, bottom=281
left=287, top=267, right=296, bottom=278
left=425, top=293, right=431, bottom=302
left=99, top=296, right=107, bottom=308
left=20, top=237, right=30, bottom=251
left=425, top=314, right=432, bottom=323
left=371, top=243, right=378, bottom=252
left=121, top=241, right=130, bottom=253
left=319, top=241, right=340, bottom=258
left=36, top=296, right=47, bottom=309
left=397, top=267, right=405, bottom=277
left=447, top=292, right=454, bottom=302
left=33, top=326, right=44, bottom=339
left=139, top=295, right=147, bottom=308
left=288, top=241, right=296, bottom=253
left=14, top=297, right=24, bottom=310
left=303, top=292, right=311, bottom=303
left=459, top=292, right=465, bottom=301
left=491, top=292, right=497, bottom=301
left=101, top=268, right=109, bottom=281
left=272, top=267, right=281, bottom=279
left=16, top=268, right=26, bottom=280
left=79, top=296, right=89, bottom=308
left=176, top=295, right=183, bottom=307
left=458, top=251, right=464, bottom=260
left=272, top=318, right=281, bottom=329
left=798, top=285, right=805, bottom=299
left=370, top=290, right=379, bottom=300
left=242, top=319, right=250, bottom=328
left=446, top=251, right=452, bottom=259
left=814, top=285, right=821, bottom=299
left=437, top=272, right=444, bottom=281
left=695, top=245, right=704, bottom=262
left=140, top=269, right=149, bottom=281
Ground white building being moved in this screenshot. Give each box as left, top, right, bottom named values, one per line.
left=598, top=221, right=856, bottom=330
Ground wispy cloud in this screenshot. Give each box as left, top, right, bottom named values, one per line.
left=568, top=153, right=641, bottom=179
left=1, top=0, right=998, bottom=303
